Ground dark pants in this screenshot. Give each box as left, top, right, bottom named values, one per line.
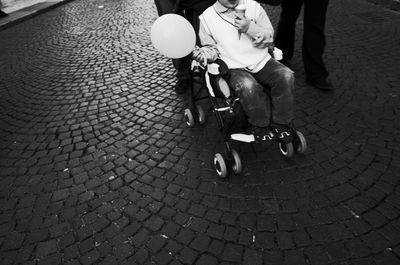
left=153, top=0, right=214, bottom=81
left=275, top=0, right=330, bottom=81
left=229, top=59, right=295, bottom=127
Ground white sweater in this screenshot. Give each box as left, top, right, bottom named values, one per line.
left=199, top=0, right=273, bottom=73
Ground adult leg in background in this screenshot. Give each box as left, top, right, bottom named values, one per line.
left=175, top=1, right=215, bottom=93
left=274, top=0, right=303, bottom=62
left=154, top=0, right=191, bottom=94
left=303, top=0, right=330, bottom=85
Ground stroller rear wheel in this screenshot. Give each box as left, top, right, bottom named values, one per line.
left=196, top=105, right=206, bottom=124
left=184, top=108, right=195, bottom=127
left=184, top=105, right=205, bottom=127
left=294, top=131, right=307, bottom=154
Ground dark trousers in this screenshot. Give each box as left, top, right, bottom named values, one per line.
left=275, top=0, right=330, bottom=81
left=229, top=59, right=295, bottom=127
left=154, top=0, right=214, bottom=81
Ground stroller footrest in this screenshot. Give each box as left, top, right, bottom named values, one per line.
left=230, top=133, right=256, bottom=143
left=215, top=106, right=232, bottom=112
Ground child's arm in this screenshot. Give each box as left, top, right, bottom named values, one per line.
left=243, top=4, right=274, bottom=49
left=192, top=16, right=219, bottom=64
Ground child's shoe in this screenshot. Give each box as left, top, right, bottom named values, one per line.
left=250, top=126, right=270, bottom=142
left=268, top=123, right=294, bottom=143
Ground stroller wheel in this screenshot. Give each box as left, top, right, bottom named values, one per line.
left=214, top=153, right=228, bottom=178
left=184, top=108, right=195, bottom=127
left=294, top=131, right=307, bottom=154
left=196, top=105, right=206, bottom=124
left=279, top=142, right=294, bottom=158
left=231, top=149, right=242, bottom=174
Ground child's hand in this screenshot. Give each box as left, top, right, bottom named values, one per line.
left=192, top=48, right=206, bottom=64
left=253, top=32, right=264, bottom=45
left=253, top=32, right=274, bottom=49
left=234, top=15, right=250, bottom=33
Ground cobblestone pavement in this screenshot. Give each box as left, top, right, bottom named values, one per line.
left=0, top=0, right=400, bottom=264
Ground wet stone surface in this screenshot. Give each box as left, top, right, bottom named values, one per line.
left=0, top=0, right=400, bottom=264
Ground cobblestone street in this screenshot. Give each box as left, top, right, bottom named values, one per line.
left=0, top=0, right=399, bottom=264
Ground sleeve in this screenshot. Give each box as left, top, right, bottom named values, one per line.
left=244, top=2, right=274, bottom=48
left=197, top=15, right=220, bottom=62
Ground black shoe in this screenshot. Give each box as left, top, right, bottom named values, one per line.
left=175, top=78, right=189, bottom=94
left=306, top=77, right=335, bottom=91
left=0, top=10, right=8, bottom=18
left=268, top=123, right=294, bottom=143
left=250, top=126, right=270, bottom=142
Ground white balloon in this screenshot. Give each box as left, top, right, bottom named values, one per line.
left=151, top=14, right=196, bottom=59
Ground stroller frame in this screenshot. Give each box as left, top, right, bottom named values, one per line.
left=183, top=59, right=307, bottom=178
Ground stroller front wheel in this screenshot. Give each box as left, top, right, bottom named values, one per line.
left=294, top=131, right=307, bottom=154
left=279, top=142, right=294, bottom=158
left=214, top=153, right=228, bottom=178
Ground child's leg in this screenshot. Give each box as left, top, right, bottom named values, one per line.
left=229, top=69, right=271, bottom=128
left=253, top=59, right=294, bottom=125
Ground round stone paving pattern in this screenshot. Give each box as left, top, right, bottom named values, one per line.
left=0, top=0, right=399, bottom=264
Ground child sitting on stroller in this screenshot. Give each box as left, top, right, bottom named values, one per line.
left=192, top=0, right=295, bottom=143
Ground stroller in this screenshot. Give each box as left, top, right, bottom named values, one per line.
left=183, top=52, right=307, bottom=179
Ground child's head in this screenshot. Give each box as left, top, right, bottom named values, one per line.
left=217, top=0, right=240, bottom=9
